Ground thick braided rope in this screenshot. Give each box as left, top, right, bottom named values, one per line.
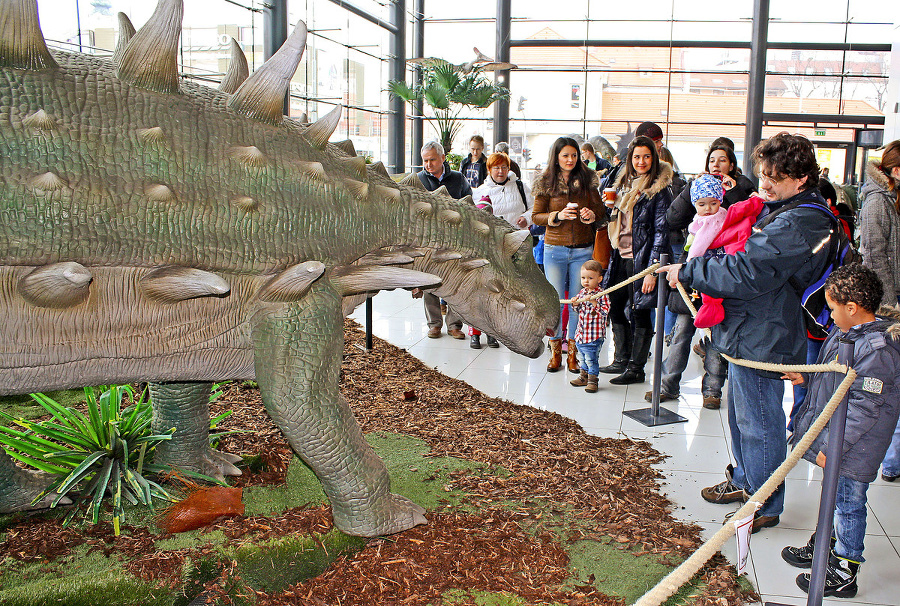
left=561, top=263, right=661, bottom=304
left=632, top=366, right=856, bottom=606
left=631, top=282, right=857, bottom=606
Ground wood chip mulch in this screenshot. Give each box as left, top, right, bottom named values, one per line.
left=0, top=320, right=756, bottom=605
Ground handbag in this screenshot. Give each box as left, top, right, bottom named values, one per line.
left=667, top=286, right=701, bottom=316
left=592, top=225, right=612, bottom=269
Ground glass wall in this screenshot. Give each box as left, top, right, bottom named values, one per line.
left=39, top=0, right=396, bottom=165
left=420, top=0, right=892, bottom=183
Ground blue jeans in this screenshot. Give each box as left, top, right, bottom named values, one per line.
left=882, top=418, right=900, bottom=477
left=576, top=338, right=604, bottom=375
left=661, top=314, right=726, bottom=397
left=727, top=361, right=786, bottom=517
left=834, top=476, right=869, bottom=562
left=789, top=338, right=825, bottom=432
left=544, top=244, right=594, bottom=341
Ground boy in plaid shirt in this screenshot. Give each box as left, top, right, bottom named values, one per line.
left=570, top=260, right=611, bottom=393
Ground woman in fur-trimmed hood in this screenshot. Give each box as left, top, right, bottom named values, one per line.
left=860, top=140, right=900, bottom=308
left=599, top=135, right=672, bottom=385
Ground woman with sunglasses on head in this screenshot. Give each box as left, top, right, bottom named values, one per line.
left=599, top=135, right=672, bottom=385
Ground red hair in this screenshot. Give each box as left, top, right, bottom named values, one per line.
left=486, top=152, right=510, bottom=170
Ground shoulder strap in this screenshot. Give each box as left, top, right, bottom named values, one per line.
left=516, top=180, right=529, bottom=209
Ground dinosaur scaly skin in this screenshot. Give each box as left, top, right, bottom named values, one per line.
left=0, top=0, right=560, bottom=535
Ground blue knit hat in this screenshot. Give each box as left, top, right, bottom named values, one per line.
left=691, top=174, right=724, bottom=204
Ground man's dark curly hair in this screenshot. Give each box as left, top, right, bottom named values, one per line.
left=753, top=132, right=819, bottom=190
left=824, top=264, right=883, bottom=313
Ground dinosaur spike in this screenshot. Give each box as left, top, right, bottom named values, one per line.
left=30, top=171, right=66, bottom=192
left=438, top=209, right=462, bottom=225
left=218, top=38, right=249, bottom=94
left=432, top=250, right=462, bottom=263
left=487, top=280, right=503, bottom=294
left=304, top=105, right=342, bottom=149
left=0, top=0, right=58, bottom=70
left=460, top=195, right=474, bottom=206
left=357, top=251, right=415, bottom=266
left=410, top=200, right=433, bottom=217
left=145, top=183, right=175, bottom=202
left=19, top=262, right=92, bottom=309
left=510, top=300, right=527, bottom=313
left=432, top=185, right=450, bottom=198
left=375, top=185, right=402, bottom=202
left=503, top=229, right=530, bottom=256
left=141, top=266, right=230, bottom=303
left=297, top=161, right=326, bottom=179
left=22, top=109, right=56, bottom=131
left=330, top=266, right=442, bottom=296
left=342, top=156, right=367, bottom=180
left=137, top=126, right=166, bottom=144
left=112, top=12, right=136, bottom=64
left=471, top=220, right=491, bottom=235
left=333, top=139, right=357, bottom=157
left=228, top=21, right=307, bottom=124
left=227, top=145, right=268, bottom=168
left=231, top=195, right=258, bottom=211
left=257, top=261, right=325, bottom=302
left=460, top=258, right=490, bottom=271
left=399, top=173, right=426, bottom=191
left=344, top=180, right=369, bottom=201
left=369, top=161, right=390, bottom=179
left=117, top=0, right=184, bottom=94
left=296, top=112, right=309, bottom=125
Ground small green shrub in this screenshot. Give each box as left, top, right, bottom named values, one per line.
left=0, top=385, right=175, bottom=534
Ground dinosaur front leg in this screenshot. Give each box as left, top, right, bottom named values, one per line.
left=252, top=285, right=426, bottom=537
left=0, top=449, right=65, bottom=513
left=150, top=381, right=242, bottom=481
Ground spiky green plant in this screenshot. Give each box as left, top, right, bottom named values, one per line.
left=388, top=61, right=509, bottom=153
left=0, top=385, right=176, bottom=534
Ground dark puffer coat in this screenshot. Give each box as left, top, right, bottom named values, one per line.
left=792, top=313, right=900, bottom=483
left=602, top=162, right=673, bottom=309
left=679, top=188, right=834, bottom=365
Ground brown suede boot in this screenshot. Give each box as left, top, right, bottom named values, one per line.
left=567, top=339, right=579, bottom=373
left=585, top=374, right=599, bottom=393
left=547, top=339, right=562, bottom=372
left=570, top=370, right=588, bottom=387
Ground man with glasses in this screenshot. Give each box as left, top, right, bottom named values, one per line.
left=659, top=132, right=835, bottom=533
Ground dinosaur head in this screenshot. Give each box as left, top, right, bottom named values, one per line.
left=437, top=230, right=559, bottom=358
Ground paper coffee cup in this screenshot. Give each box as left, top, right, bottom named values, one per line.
left=566, top=202, right=578, bottom=209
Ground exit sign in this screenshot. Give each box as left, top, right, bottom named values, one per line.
left=815, top=129, right=826, bottom=137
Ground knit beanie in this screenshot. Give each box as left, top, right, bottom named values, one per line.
left=691, top=174, right=724, bottom=204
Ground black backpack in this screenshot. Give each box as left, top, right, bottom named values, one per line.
left=762, top=200, right=861, bottom=340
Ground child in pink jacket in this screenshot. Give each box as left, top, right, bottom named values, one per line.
left=686, top=174, right=764, bottom=328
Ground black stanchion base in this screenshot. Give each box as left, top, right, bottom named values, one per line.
left=623, top=407, right=688, bottom=427
left=764, top=602, right=792, bottom=606
left=353, top=343, right=373, bottom=353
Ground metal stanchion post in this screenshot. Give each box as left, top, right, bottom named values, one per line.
left=623, top=254, right=687, bottom=427
left=766, top=337, right=855, bottom=606
left=354, top=296, right=375, bottom=353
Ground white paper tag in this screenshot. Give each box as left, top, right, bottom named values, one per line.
left=733, top=502, right=762, bottom=575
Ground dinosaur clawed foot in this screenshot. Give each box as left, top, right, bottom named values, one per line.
left=332, top=492, right=428, bottom=538
left=156, top=446, right=243, bottom=483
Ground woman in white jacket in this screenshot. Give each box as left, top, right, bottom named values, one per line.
left=473, top=153, right=533, bottom=228
left=468, top=153, right=533, bottom=348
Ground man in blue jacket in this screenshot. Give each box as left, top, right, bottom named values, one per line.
left=659, top=133, right=835, bottom=532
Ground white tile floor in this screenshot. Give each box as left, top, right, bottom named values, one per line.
left=349, top=289, right=900, bottom=606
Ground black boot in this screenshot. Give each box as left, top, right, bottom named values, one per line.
left=796, top=550, right=859, bottom=598
left=470, top=335, right=481, bottom=349
left=598, top=322, right=631, bottom=374
left=782, top=532, right=837, bottom=569
left=609, top=328, right=653, bottom=385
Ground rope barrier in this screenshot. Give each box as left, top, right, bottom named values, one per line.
left=560, top=263, right=660, bottom=305
left=631, top=278, right=858, bottom=606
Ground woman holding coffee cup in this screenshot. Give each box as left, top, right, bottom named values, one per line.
left=532, top=136, right=606, bottom=373
left=599, top=135, right=672, bottom=385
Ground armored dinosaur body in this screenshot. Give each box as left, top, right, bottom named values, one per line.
left=0, top=0, right=560, bottom=536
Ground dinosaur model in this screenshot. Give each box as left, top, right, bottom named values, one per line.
left=0, top=0, right=560, bottom=537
